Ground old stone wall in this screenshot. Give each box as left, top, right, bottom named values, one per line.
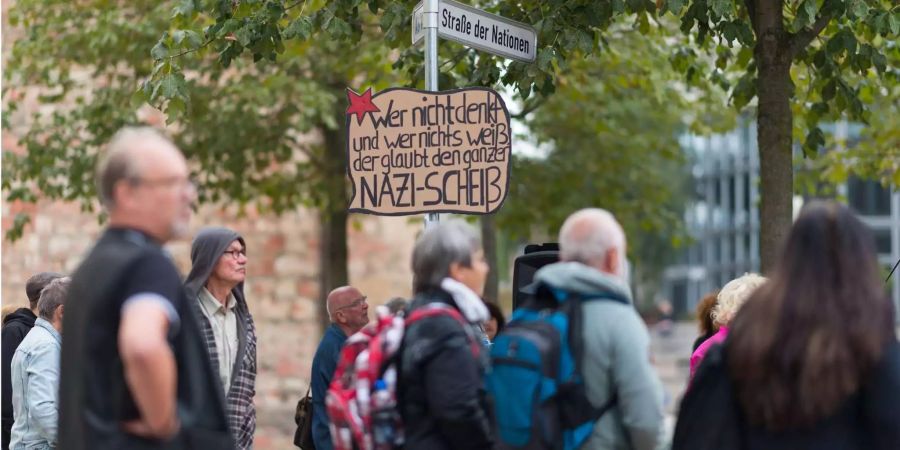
left=2, top=197, right=419, bottom=449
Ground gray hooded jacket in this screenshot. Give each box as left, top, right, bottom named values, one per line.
left=533, top=262, right=665, bottom=450
left=184, top=227, right=257, bottom=450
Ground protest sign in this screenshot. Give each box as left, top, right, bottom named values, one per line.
left=346, top=87, right=511, bottom=215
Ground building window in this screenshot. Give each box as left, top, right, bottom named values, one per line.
left=874, top=229, right=892, bottom=256
left=848, top=177, right=891, bottom=216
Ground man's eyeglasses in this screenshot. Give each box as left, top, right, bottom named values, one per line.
left=130, top=176, right=196, bottom=192
left=334, top=296, right=367, bottom=311
left=223, top=249, right=247, bottom=260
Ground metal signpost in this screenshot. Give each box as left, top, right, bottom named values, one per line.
left=413, top=0, right=536, bottom=227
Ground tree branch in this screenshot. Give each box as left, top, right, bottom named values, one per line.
left=511, top=97, right=546, bottom=120
left=743, top=0, right=759, bottom=37
left=789, top=13, right=832, bottom=59
left=441, top=49, right=469, bottom=69
left=165, top=39, right=214, bottom=60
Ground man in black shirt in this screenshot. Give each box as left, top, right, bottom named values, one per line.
left=58, top=127, right=233, bottom=450
left=2, top=271, right=63, bottom=450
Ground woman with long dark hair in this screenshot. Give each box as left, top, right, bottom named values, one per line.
left=673, top=201, right=900, bottom=450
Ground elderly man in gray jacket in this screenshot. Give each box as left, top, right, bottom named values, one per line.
left=532, top=208, right=665, bottom=450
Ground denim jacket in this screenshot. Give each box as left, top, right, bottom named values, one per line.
left=9, top=318, right=61, bottom=450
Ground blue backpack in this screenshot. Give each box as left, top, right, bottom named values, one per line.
left=487, top=285, right=623, bottom=450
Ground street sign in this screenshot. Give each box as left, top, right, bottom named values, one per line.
left=412, top=0, right=537, bottom=63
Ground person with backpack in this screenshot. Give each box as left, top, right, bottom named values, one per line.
left=311, top=286, right=370, bottom=450
left=493, top=208, right=664, bottom=450
left=673, top=201, right=900, bottom=450
left=397, top=220, right=494, bottom=450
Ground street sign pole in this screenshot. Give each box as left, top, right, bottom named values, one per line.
left=412, top=0, right=537, bottom=228
left=423, top=0, right=441, bottom=228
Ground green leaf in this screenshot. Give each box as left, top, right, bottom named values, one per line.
left=235, top=26, right=254, bottom=47
left=172, top=30, right=186, bottom=45
left=822, top=79, right=836, bottom=101
left=284, top=16, right=314, bottom=40
left=736, top=47, right=753, bottom=68
left=667, top=0, right=685, bottom=15
left=709, top=0, right=731, bottom=19
left=731, top=75, right=756, bottom=110
left=872, top=52, right=887, bottom=73
left=850, top=0, right=869, bottom=19
left=183, top=30, right=203, bottom=48
left=576, top=30, right=593, bottom=52
left=173, top=0, right=195, bottom=17
left=157, top=73, right=185, bottom=100
left=890, top=13, right=899, bottom=35
left=637, top=13, right=650, bottom=35
left=802, top=127, right=825, bottom=158
left=166, top=97, right=186, bottom=124
left=536, top=48, right=553, bottom=71
left=131, top=88, right=149, bottom=108
left=802, top=0, right=818, bottom=25
left=151, top=40, right=168, bottom=60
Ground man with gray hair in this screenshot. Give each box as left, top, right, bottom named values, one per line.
left=310, top=286, right=370, bottom=450
left=59, top=126, right=233, bottom=449
left=530, top=208, right=665, bottom=450
left=9, top=277, right=70, bottom=449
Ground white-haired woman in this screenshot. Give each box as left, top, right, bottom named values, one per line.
left=689, top=273, right=766, bottom=380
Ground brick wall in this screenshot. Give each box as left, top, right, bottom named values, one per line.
left=2, top=198, right=419, bottom=449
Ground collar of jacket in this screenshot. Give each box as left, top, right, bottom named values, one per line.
left=34, top=317, right=61, bottom=345
left=533, top=261, right=633, bottom=304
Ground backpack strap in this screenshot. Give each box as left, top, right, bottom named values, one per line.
left=406, top=304, right=481, bottom=357
left=558, top=291, right=622, bottom=427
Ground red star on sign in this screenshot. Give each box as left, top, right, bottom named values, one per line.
left=346, top=87, right=381, bottom=126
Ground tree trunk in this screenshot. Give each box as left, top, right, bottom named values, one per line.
left=754, top=1, right=794, bottom=273
left=481, top=214, right=499, bottom=303
left=317, top=100, right=350, bottom=334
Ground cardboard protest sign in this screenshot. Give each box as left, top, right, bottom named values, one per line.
left=346, top=87, right=511, bottom=215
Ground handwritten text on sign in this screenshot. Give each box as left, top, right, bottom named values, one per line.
left=346, top=87, right=511, bottom=215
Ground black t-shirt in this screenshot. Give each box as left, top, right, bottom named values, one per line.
left=81, top=231, right=187, bottom=421
left=60, top=227, right=233, bottom=450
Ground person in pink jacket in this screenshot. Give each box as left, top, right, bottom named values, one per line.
left=689, top=273, right=766, bottom=380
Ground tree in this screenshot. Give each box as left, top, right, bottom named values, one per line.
left=285, top=0, right=897, bottom=271
left=3, top=0, right=399, bottom=331
left=667, top=0, right=898, bottom=269
left=496, top=25, right=720, bottom=303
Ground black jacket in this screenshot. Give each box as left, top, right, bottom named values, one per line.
left=673, top=339, right=900, bottom=450
left=2, top=308, right=37, bottom=449
left=397, top=289, right=493, bottom=450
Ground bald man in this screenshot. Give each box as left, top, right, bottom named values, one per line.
left=529, top=208, right=664, bottom=450
left=310, top=286, right=370, bottom=450
left=59, top=127, right=234, bottom=450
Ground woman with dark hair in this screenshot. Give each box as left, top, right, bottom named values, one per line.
left=673, top=201, right=900, bottom=450
left=691, top=291, right=719, bottom=352
left=482, top=301, right=506, bottom=342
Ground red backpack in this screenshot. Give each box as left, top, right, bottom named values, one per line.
left=325, top=303, right=479, bottom=450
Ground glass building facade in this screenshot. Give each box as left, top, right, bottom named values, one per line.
left=661, top=119, right=900, bottom=319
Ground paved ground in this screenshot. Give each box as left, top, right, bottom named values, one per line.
left=648, top=321, right=697, bottom=442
